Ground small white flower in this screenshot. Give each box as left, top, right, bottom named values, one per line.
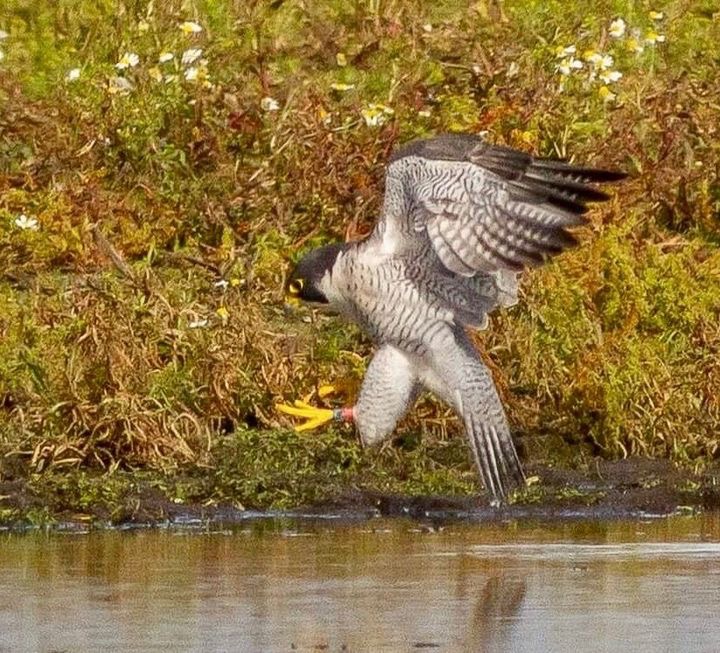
left=599, top=54, right=614, bottom=70
left=329, top=82, right=355, bottom=92
left=179, top=21, right=203, bottom=35
left=557, top=57, right=583, bottom=75
left=181, top=48, right=202, bottom=66
left=507, top=61, right=520, bottom=78
left=261, top=96, right=280, bottom=111
left=361, top=103, right=394, bottom=127
left=158, top=52, right=174, bottom=63
left=422, top=23, right=433, bottom=33
left=649, top=11, right=664, bottom=21
left=609, top=18, right=626, bottom=38
left=214, top=279, right=229, bottom=290
left=115, top=52, right=139, bottom=69
left=188, top=318, right=209, bottom=329
left=626, top=35, right=645, bottom=54
left=184, top=67, right=199, bottom=81
left=0, top=30, right=8, bottom=40
left=645, top=30, right=666, bottom=44
left=555, top=44, right=577, bottom=57
left=65, top=67, right=81, bottom=82
left=599, top=70, right=623, bottom=84
left=15, top=214, right=39, bottom=230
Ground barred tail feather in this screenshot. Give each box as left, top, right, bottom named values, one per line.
left=463, top=404, right=525, bottom=501
left=449, top=351, right=525, bottom=502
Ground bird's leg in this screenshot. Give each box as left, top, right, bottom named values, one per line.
left=275, top=400, right=355, bottom=432
left=275, top=384, right=356, bottom=433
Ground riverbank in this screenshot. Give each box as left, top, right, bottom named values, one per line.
left=2, top=454, right=718, bottom=529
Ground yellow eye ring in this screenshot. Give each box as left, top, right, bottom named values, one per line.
left=288, top=279, right=304, bottom=295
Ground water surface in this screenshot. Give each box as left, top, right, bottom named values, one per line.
left=2, top=515, right=719, bottom=652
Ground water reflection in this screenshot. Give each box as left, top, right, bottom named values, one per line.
left=1, top=515, right=719, bottom=652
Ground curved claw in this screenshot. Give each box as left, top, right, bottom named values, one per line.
left=317, top=378, right=358, bottom=400
left=275, top=400, right=335, bottom=432
left=317, top=384, right=338, bottom=399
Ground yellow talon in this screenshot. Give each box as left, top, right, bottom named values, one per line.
left=317, top=384, right=337, bottom=399
left=275, top=400, right=335, bottom=432
left=317, top=377, right=359, bottom=400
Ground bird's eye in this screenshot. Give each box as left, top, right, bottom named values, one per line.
left=288, top=279, right=304, bottom=295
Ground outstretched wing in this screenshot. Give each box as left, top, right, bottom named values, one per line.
left=369, top=133, right=626, bottom=275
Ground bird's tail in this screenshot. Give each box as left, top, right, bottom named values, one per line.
left=449, top=336, right=525, bottom=502
left=461, top=395, right=525, bottom=502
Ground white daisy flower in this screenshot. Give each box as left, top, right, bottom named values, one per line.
left=65, top=67, right=81, bottom=82
left=554, top=44, right=577, bottom=58
left=644, top=30, right=666, bottom=44
left=599, top=70, right=623, bottom=84
left=599, top=54, right=614, bottom=69
left=609, top=18, right=626, bottom=38
left=15, top=214, right=39, bottom=230
left=557, top=57, right=583, bottom=75
left=184, top=67, right=199, bottom=81
left=115, top=52, right=140, bottom=69
left=625, top=36, right=645, bottom=54
left=260, top=96, right=280, bottom=111
left=179, top=21, right=203, bottom=34
left=188, top=318, right=209, bottom=329
left=181, top=48, right=202, bottom=66
left=361, top=103, right=394, bottom=127
left=158, top=52, right=174, bottom=63
left=583, top=49, right=602, bottom=64
left=213, top=279, right=229, bottom=289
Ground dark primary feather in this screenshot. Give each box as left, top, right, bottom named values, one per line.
left=380, top=133, right=626, bottom=275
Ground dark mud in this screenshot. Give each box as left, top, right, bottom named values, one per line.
left=1, top=457, right=719, bottom=530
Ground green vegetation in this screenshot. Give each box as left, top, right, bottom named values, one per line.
left=0, top=0, right=718, bottom=522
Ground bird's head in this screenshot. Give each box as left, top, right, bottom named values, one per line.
left=285, top=242, right=347, bottom=307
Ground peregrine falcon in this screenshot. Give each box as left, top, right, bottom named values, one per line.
left=278, top=133, right=625, bottom=501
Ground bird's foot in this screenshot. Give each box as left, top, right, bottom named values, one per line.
left=275, top=398, right=355, bottom=432
left=317, top=377, right=358, bottom=401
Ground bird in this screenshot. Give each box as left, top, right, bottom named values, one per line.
left=277, top=133, right=625, bottom=502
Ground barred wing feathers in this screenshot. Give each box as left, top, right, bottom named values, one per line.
left=375, top=134, right=626, bottom=276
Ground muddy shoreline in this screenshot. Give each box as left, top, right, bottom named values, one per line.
left=2, top=457, right=719, bottom=531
